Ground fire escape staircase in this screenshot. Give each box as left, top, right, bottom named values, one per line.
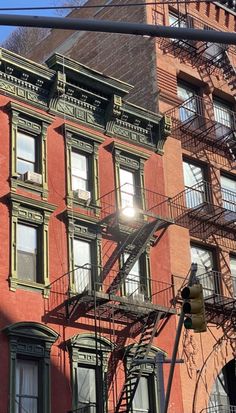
left=105, top=219, right=169, bottom=295
left=115, top=310, right=162, bottom=413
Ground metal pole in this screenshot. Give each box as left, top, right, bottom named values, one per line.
left=163, top=263, right=198, bottom=413
left=0, top=14, right=236, bottom=44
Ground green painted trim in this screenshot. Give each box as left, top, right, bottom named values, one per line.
left=9, top=195, right=55, bottom=294
left=4, top=321, right=58, bottom=413
left=66, top=214, right=102, bottom=293
left=8, top=103, right=53, bottom=199
left=67, top=333, right=111, bottom=412
left=64, top=126, right=103, bottom=209
left=7, top=101, right=54, bottom=123
left=110, top=140, right=150, bottom=161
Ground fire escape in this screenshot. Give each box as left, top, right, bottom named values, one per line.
left=161, top=11, right=236, bottom=164
left=170, top=180, right=236, bottom=330
left=48, top=185, right=175, bottom=413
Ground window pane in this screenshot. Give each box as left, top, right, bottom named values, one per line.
left=183, top=162, right=205, bottom=208
left=73, top=239, right=91, bottom=292
left=133, top=377, right=149, bottom=412
left=229, top=256, right=236, bottom=297
left=77, top=367, right=96, bottom=404
left=120, top=168, right=135, bottom=208
left=15, top=359, right=38, bottom=413
left=17, top=224, right=37, bottom=282
left=190, top=246, right=215, bottom=296
left=71, top=152, right=88, bottom=191
left=124, top=253, right=143, bottom=298
left=221, top=175, right=236, bottom=214
left=177, top=84, right=197, bottom=122
left=17, top=132, right=35, bottom=174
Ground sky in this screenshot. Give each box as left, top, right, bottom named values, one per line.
left=0, top=1, right=60, bottom=43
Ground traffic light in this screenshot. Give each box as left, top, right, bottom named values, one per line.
left=181, top=283, right=207, bottom=333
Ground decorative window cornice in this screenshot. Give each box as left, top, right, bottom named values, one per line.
left=9, top=194, right=56, bottom=295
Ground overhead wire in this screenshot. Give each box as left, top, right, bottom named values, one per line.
left=0, top=0, right=217, bottom=12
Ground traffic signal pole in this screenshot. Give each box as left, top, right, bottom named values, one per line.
left=163, top=263, right=198, bottom=413
left=0, top=14, right=236, bottom=44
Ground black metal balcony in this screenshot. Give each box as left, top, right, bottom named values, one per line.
left=170, top=180, right=236, bottom=240
left=201, top=404, right=236, bottom=413
left=68, top=403, right=96, bottom=413
left=165, top=96, right=236, bottom=161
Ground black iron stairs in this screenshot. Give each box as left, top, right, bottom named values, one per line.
left=115, top=311, right=162, bottom=413
left=107, top=219, right=168, bottom=295
left=221, top=51, right=236, bottom=98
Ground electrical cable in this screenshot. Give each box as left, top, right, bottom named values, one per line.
left=0, top=1, right=216, bottom=13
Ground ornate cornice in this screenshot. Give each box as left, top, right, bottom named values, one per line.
left=0, top=48, right=170, bottom=152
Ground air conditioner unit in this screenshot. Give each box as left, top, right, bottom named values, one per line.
left=23, top=171, right=42, bottom=185
left=76, top=188, right=91, bottom=204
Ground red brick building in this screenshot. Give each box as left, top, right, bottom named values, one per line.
left=0, top=47, right=181, bottom=413
left=2, top=1, right=236, bottom=413
left=26, top=0, right=236, bottom=412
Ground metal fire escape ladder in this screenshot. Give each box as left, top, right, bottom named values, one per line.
left=221, top=50, right=236, bottom=98
left=115, top=311, right=162, bottom=413
left=107, top=219, right=169, bottom=295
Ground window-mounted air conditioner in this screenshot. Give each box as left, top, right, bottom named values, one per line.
left=76, top=188, right=91, bottom=204
left=23, top=171, right=42, bottom=185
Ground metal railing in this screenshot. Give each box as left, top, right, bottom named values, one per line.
left=98, top=183, right=172, bottom=223
left=47, top=263, right=175, bottom=315
left=166, top=95, right=236, bottom=140
left=202, top=404, right=236, bottom=413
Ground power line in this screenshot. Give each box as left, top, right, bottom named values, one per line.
left=0, top=1, right=216, bottom=13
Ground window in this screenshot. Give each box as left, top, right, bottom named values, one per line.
left=9, top=102, right=52, bottom=199
left=17, top=132, right=36, bottom=175
left=220, top=175, right=236, bottom=213
left=183, top=160, right=206, bottom=208
left=71, top=151, right=89, bottom=191
left=17, top=224, right=38, bottom=282
left=169, top=11, right=187, bottom=28
left=177, top=82, right=198, bottom=122
left=229, top=255, right=236, bottom=297
left=133, top=377, right=150, bottom=413
left=123, top=253, right=149, bottom=301
left=73, top=239, right=92, bottom=293
left=16, top=359, right=39, bottom=413
left=112, top=143, right=149, bottom=213
left=4, top=322, right=58, bottom=413
left=65, top=124, right=103, bottom=209
left=126, top=347, right=164, bottom=413
left=76, top=366, right=96, bottom=412
left=190, top=245, right=216, bottom=297
left=213, top=98, right=233, bottom=140
left=67, top=334, right=112, bottom=413
left=10, top=193, right=55, bottom=294
left=209, top=359, right=236, bottom=411
left=120, top=168, right=136, bottom=209
left=68, top=214, right=101, bottom=294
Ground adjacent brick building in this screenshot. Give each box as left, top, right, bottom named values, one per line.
left=2, top=1, right=236, bottom=413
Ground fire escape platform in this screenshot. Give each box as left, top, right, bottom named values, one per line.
left=65, top=289, right=176, bottom=322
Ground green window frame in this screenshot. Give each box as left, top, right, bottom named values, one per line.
left=10, top=193, right=56, bottom=295
left=64, top=124, right=104, bottom=211
left=126, top=346, right=166, bottom=413
left=112, top=142, right=149, bottom=212
left=8, top=101, right=53, bottom=200
left=67, top=334, right=111, bottom=413
left=67, top=212, right=102, bottom=293
left=4, top=322, right=58, bottom=413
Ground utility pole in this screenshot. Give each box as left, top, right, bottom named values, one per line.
left=0, top=14, right=236, bottom=44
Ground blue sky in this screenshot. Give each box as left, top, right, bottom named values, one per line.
left=0, top=1, right=59, bottom=43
